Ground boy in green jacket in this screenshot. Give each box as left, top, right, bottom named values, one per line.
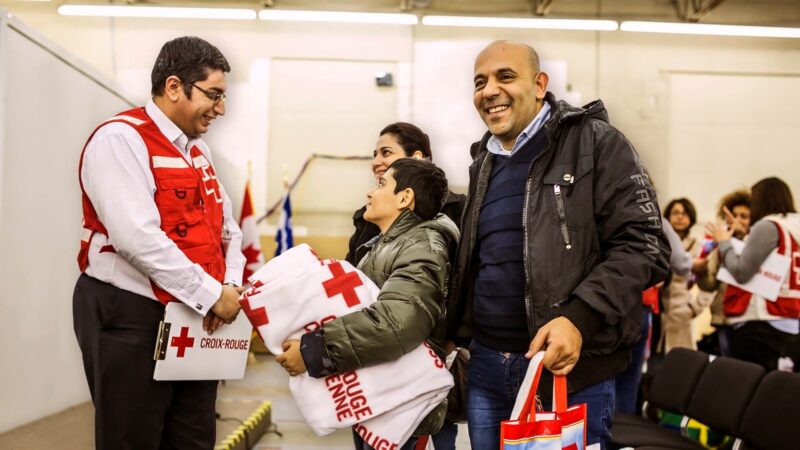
left=278, top=158, right=458, bottom=450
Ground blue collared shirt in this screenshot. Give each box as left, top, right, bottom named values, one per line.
left=486, top=102, right=552, bottom=157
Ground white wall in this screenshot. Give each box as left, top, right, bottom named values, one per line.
left=2, top=2, right=800, bottom=430
left=667, top=73, right=800, bottom=220
left=597, top=30, right=800, bottom=220
left=0, top=12, right=132, bottom=431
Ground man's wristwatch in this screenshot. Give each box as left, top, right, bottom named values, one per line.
left=223, top=282, right=239, bottom=287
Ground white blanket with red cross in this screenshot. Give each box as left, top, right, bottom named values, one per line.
left=240, top=244, right=453, bottom=446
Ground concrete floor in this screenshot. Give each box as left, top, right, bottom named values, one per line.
left=0, top=354, right=471, bottom=449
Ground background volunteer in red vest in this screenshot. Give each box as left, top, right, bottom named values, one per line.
left=695, top=189, right=752, bottom=357
left=73, top=36, right=246, bottom=450
left=706, top=176, right=800, bottom=372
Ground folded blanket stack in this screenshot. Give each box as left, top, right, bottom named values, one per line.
left=241, top=244, right=453, bottom=446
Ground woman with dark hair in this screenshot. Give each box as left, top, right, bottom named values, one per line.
left=706, top=177, right=800, bottom=371
left=660, top=197, right=712, bottom=351
left=697, top=189, right=752, bottom=356
left=665, top=198, right=697, bottom=240
left=345, top=122, right=465, bottom=267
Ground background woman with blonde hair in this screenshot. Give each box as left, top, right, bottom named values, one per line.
left=697, top=189, right=751, bottom=356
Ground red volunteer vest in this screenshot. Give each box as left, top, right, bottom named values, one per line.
left=78, top=107, right=226, bottom=304
left=723, top=219, right=800, bottom=319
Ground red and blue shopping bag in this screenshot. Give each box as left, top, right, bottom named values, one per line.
left=500, top=352, right=587, bottom=450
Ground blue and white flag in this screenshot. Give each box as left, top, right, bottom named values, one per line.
left=274, top=192, right=294, bottom=256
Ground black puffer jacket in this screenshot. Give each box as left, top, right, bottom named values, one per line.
left=446, top=92, right=671, bottom=392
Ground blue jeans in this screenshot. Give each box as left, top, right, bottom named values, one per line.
left=352, top=429, right=417, bottom=450
left=614, top=308, right=651, bottom=414
left=430, top=420, right=458, bottom=450
left=466, top=340, right=615, bottom=450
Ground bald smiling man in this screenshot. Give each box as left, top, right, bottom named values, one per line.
left=445, top=40, right=671, bottom=449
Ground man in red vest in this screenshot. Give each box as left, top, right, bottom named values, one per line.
left=73, top=36, right=246, bottom=450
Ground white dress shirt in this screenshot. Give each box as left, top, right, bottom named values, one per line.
left=81, top=99, right=245, bottom=315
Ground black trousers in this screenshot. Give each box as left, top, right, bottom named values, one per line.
left=731, top=320, right=796, bottom=372
left=73, top=274, right=217, bottom=450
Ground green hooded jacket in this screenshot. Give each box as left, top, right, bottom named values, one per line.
left=323, top=208, right=459, bottom=435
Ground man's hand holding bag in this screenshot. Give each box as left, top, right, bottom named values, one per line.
left=500, top=351, right=588, bottom=450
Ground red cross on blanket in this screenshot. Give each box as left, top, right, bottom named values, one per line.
left=241, top=280, right=269, bottom=339
left=322, top=261, right=363, bottom=308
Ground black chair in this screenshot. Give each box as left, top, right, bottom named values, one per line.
left=636, top=368, right=794, bottom=450
left=611, top=355, right=765, bottom=450
left=736, top=371, right=800, bottom=450
left=614, top=348, right=709, bottom=428
left=610, top=348, right=710, bottom=450
left=682, top=356, right=765, bottom=442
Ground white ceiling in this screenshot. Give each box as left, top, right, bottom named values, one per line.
left=105, top=0, right=800, bottom=26
left=4, top=0, right=800, bottom=26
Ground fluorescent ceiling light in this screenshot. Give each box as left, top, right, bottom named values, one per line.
left=621, top=21, right=800, bottom=39
left=422, top=15, right=618, bottom=31
left=57, top=5, right=257, bottom=20
left=259, top=9, right=418, bottom=25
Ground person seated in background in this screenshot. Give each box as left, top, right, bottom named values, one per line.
left=696, top=189, right=751, bottom=356
left=706, top=177, right=800, bottom=371
left=346, top=122, right=466, bottom=267
left=278, top=158, right=459, bottom=450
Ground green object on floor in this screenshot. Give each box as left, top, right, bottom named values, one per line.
left=657, top=410, right=732, bottom=449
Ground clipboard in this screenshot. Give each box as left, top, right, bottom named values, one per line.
left=153, top=302, right=253, bottom=381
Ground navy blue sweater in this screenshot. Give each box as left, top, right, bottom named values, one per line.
left=473, top=131, right=548, bottom=352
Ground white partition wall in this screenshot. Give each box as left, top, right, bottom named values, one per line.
left=0, top=9, right=133, bottom=432
left=667, top=72, right=800, bottom=221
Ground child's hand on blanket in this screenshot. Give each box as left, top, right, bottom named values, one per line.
left=277, top=339, right=307, bottom=376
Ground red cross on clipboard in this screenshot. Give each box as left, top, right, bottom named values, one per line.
left=170, top=326, right=195, bottom=358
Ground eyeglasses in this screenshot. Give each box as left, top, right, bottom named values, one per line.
left=191, top=83, right=226, bottom=104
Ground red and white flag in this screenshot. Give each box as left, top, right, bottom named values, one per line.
left=239, top=179, right=264, bottom=282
